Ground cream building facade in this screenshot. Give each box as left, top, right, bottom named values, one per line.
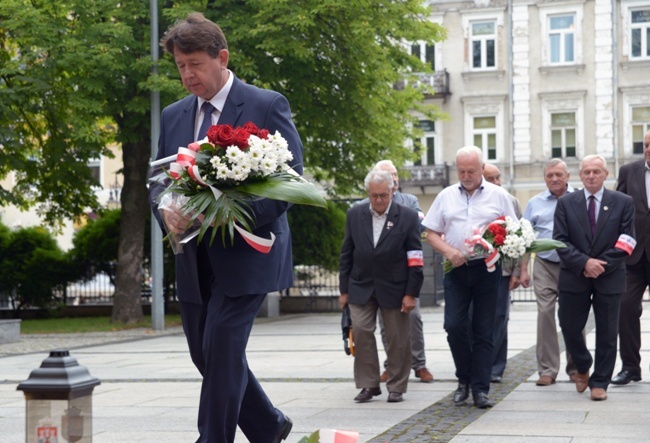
left=401, top=0, right=650, bottom=213
left=0, top=147, right=123, bottom=250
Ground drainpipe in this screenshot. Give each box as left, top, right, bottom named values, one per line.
left=612, top=0, right=620, bottom=175
left=507, top=0, right=515, bottom=190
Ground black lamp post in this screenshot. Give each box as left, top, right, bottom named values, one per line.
left=17, top=350, right=101, bottom=443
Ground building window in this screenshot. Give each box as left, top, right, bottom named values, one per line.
left=88, top=157, right=101, bottom=186
left=632, top=106, right=650, bottom=154
left=631, top=8, right=650, bottom=59
left=549, top=15, right=575, bottom=64
left=471, top=21, right=496, bottom=69
left=551, top=113, right=576, bottom=158
left=473, top=116, right=497, bottom=161
left=411, top=42, right=435, bottom=70
left=414, top=120, right=436, bottom=166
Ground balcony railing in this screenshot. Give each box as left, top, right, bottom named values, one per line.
left=401, top=164, right=450, bottom=188
left=395, top=69, right=451, bottom=101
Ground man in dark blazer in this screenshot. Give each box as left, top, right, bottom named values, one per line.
left=611, top=130, right=650, bottom=385
left=339, top=169, right=424, bottom=404
left=554, top=155, right=635, bottom=401
left=148, top=13, right=301, bottom=443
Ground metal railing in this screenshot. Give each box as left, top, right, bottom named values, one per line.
left=2, top=266, right=648, bottom=310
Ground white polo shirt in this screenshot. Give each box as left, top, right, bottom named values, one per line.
left=422, top=179, right=518, bottom=253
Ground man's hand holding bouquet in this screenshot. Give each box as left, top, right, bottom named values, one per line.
left=151, top=121, right=326, bottom=254
left=443, top=216, right=566, bottom=273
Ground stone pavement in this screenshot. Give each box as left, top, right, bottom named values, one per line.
left=2, top=303, right=650, bottom=442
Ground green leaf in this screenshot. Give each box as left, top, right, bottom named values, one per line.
left=237, top=176, right=327, bottom=208
left=528, top=239, right=567, bottom=253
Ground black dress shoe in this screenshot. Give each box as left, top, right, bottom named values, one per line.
left=387, top=392, right=403, bottom=403
left=272, top=415, right=292, bottom=443
left=473, top=392, right=494, bottom=409
left=611, top=370, right=641, bottom=385
left=354, top=387, right=381, bottom=402
left=453, top=383, right=470, bottom=406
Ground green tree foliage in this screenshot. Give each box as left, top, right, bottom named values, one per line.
left=287, top=200, right=346, bottom=271
left=70, top=209, right=121, bottom=284
left=0, top=0, right=183, bottom=323
left=0, top=226, right=71, bottom=313
left=1, top=0, right=445, bottom=321
left=174, top=0, right=447, bottom=195
left=0, top=2, right=109, bottom=225
left=70, top=209, right=177, bottom=300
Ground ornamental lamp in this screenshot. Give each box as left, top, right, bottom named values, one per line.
left=17, top=350, right=101, bottom=443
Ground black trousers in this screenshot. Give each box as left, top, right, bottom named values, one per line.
left=558, top=286, right=620, bottom=389
left=618, top=254, right=650, bottom=373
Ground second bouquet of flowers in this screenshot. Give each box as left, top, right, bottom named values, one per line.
left=443, top=216, right=566, bottom=273
left=152, top=121, right=326, bottom=253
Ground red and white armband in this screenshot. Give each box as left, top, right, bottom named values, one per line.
left=615, top=234, right=636, bottom=255
left=407, top=250, right=424, bottom=267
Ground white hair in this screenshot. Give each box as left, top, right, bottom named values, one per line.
left=364, top=169, right=394, bottom=191
left=456, top=146, right=484, bottom=166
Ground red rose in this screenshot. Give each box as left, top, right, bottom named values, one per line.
left=233, top=127, right=251, bottom=150
left=496, top=215, right=506, bottom=221
left=207, top=124, right=236, bottom=148
left=242, top=122, right=260, bottom=136
left=258, top=129, right=270, bottom=139
left=494, top=234, right=505, bottom=246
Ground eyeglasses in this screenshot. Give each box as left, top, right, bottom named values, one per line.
left=368, top=193, right=390, bottom=200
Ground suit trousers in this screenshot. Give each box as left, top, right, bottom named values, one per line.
left=533, top=258, right=562, bottom=378
left=179, top=247, right=282, bottom=443
left=378, top=297, right=426, bottom=371
left=349, top=296, right=411, bottom=394
left=443, top=260, right=499, bottom=395
left=618, top=254, right=650, bottom=373
left=558, top=287, right=621, bottom=389
left=491, top=274, right=510, bottom=378
left=532, top=258, right=578, bottom=378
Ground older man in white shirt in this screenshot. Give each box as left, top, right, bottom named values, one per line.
left=423, top=146, right=517, bottom=409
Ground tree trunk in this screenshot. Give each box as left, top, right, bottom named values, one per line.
left=111, top=138, right=151, bottom=324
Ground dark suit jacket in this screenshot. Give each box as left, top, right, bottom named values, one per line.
left=339, top=202, right=424, bottom=309
left=553, top=188, right=635, bottom=294
left=617, top=159, right=650, bottom=266
left=149, top=75, right=304, bottom=303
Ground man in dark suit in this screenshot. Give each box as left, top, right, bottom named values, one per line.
left=148, top=13, right=301, bottom=443
left=355, top=160, right=433, bottom=384
left=611, top=130, right=650, bottom=385
left=554, top=155, right=635, bottom=401
left=339, top=169, right=424, bottom=404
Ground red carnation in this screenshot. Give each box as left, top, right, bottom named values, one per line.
left=494, top=234, right=506, bottom=246
left=488, top=223, right=506, bottom=237
left=207, top=124, right=236, bottom=148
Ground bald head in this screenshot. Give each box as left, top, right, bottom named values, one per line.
left=483, top=163, right=501, bottom=187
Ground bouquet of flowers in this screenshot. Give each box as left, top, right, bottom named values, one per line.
left=151, top=121, right=326, bottom=253
left=443, top=216, right=566, bottom=273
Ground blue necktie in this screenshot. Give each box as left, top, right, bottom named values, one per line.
left=588, top=195, right=596, bottom=236
left=198, top=102, right=216, bottom=140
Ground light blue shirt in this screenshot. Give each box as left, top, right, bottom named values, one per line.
left=422, top=179, right=518, bottom=254
left=523, top=185, right=575, bottom=262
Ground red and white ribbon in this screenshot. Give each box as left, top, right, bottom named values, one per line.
left=316, top=429, right=360, bottom=443
left=467, top=235, right=499, bottom=272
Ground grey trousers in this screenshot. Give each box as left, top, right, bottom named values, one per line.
left=378, top=297, right=426, bottom=371
left=350, top=297, right=411, bottom=393
left=533, top=258, right=577, bottom=378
